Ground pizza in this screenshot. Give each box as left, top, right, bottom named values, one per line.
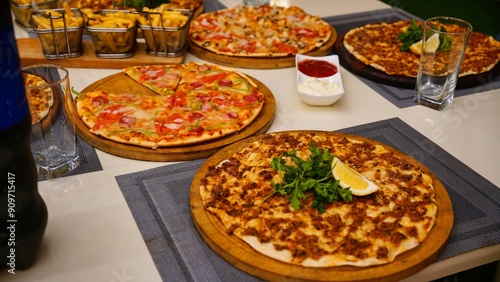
left=198, top=131, right=438, bottom=267
left=189, top=4, right=332, bottom=57
left=343, top=20, right=500, bottom=77
left=23, top=73, right=55, bottom=124
left=75, top=62, right=266, bottom=148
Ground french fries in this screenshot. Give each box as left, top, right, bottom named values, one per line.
left=86, top=10, right=139, bottom=29
left=12, top=0, right=50, bottom=5
left=138, top=7, right=192, bottom=56
left=31, top=3, right=84, bottom=57
left=9, top=0, right=57, bottom=28
left=85, top=10, right=140, bottom=56
left=138, top=4, right=189, bottom=28
left=31, top=3, right=84, bottom=29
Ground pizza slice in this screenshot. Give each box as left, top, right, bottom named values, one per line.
left=23, top=73, right=55, bottom=124
left=123, top=65, right=183, bottom=95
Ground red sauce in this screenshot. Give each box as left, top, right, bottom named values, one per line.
left=298, top=59, right=338, bottom=78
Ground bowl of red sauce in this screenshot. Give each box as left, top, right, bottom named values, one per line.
left=296, top=54, right=344, bottom=106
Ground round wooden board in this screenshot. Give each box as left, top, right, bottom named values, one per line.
left=190, top=131, right=454, bottom=282
left=67, top=72, right=276, bottom=161
left=188, top=25, right=337, bottom=69
left=334, top=33, right=500, bottom=89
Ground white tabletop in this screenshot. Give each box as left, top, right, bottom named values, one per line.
left=6, top=0, right=500, bottom=281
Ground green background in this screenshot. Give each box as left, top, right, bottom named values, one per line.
left=379, top=0, right=500, bottom=37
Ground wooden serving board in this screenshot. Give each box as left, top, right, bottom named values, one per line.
left=189, top=25, right=338, bottom=69
left=334, top=33, right=500, bottom=89
left=17, top=38, right=186, bottom=69
left=66, top=72, right=276, bottom=161
left=190, top=131, right=454, bottom=282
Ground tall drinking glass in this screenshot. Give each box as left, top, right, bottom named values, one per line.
left=23, top=64, right=80, bottom=179
left=414, top=17, right=472, bottom=111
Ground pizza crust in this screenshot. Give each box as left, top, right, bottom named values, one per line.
left=199, top=132, right=438, bottom=267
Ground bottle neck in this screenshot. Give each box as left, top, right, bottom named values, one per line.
left=0, top=6, right=30, bottom=131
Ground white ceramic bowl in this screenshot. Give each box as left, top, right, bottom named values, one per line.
left=296, top=54, right=345, bottom=106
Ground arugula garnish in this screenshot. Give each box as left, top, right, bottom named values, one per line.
left=263, top=143, right=352, bottom=213
left=397, top=19, right=424, bottom=51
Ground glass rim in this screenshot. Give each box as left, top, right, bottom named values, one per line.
left=425, top=16, right=473, bottom=34
left=21, top=64, right=69, bottom=89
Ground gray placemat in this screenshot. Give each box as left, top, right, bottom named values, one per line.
left=204, top=0, right=226, bottom=12
left=115, top=118, right=500, bottom=281
left=117, top=159, right=260, bottom=282
left=324, top=8, right=500, bottom=108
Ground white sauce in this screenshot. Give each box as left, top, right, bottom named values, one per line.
left=298, top=78, right=340, bottom=96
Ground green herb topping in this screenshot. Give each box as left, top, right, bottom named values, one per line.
left=398, top=19, right=453, bottom=52
left=264, top=143, right=353, bottom=213
left=397, top=19, right=424, bottom=51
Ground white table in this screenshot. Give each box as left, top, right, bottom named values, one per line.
left=6, top=0, right=499, bottom=281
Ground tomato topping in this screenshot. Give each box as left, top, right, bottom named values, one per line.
left=92, top=96, right=109, bottom=106
left=197, top=64, right=210, bottom=72
left=190, top=81, right=204, bottom=89
left=196, top=17, right=218, bottom=29
left=241, top=41, right=257, bottom=53
left=218, top=79, right=233, bottom=87
left=212, top=33, right=231, bottom=40
left=168, top=92, right=189, bottom=107
left=244, top=95, right=258, bottom=102
left=119, top=116, right=136, bottom=127
left=212, top=97, right=232, bottom=107
left=154, top=113, right=185, bottom=134
left=166, top=113, right=183, bottom=122
left=138, top=66, right=166, bottom=80
left=200, top=72, right=228, bottom=84
left=93, top=105, right=127, bottom=131
left=189, top=112, right=204, bottom=122
left=189, top=126, right=204, bottom=136
left=298, top=59, right=338, bottom=78
left=294, top=28, right=318, bottom=38
left=226, top=112, right=238, bottom=119
left=274, top=42, right=298, bottom=55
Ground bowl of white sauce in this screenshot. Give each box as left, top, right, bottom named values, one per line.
left=296, top=54, right=345, bottom=106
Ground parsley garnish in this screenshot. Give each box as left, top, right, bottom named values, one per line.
left=398, top=19, right=424, bottom=51
left=398, top=19, right=453, bottom=52
left=263, top=143, right=353, bottom=213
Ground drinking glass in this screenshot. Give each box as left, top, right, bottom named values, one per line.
left=414, top=17, right=472, bottom=111
left=23, top=64, right=80, bottom=179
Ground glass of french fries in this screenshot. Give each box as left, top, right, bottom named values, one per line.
left=138, top=5, right=193, bottom=57
left=31, top=5, right=84, bottom=59
left=9, top=0, right=57, bottom=30
left=85, top=10, right=140, bottom=58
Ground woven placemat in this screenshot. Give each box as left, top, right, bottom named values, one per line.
left=115, top=117, right=500, bottom=281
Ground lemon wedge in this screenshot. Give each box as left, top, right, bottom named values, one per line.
left=409, top=39, right=423, bottom=55
left=331, top=157, right=379, bottom=196
left=423, top=33, right=440, bottom=53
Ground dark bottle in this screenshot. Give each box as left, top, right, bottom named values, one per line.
left=0, top=4, right=48, bottom=273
